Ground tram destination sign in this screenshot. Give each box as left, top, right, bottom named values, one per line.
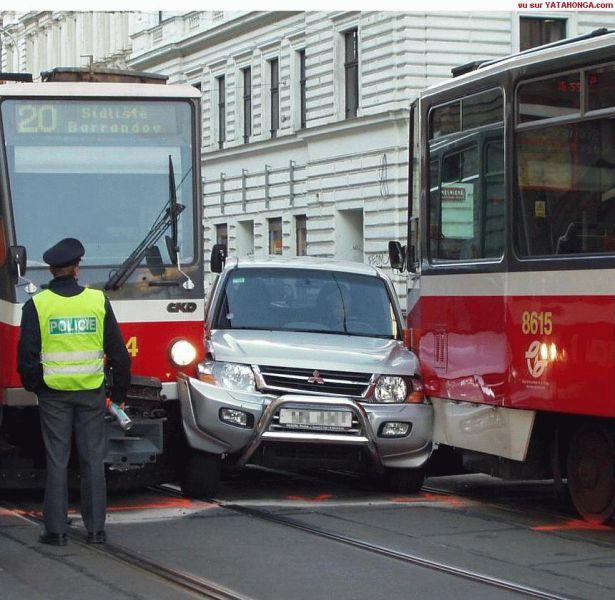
left=13, top=101, right=178, bottom=136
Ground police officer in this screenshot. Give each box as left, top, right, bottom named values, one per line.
left=18, top=238, right=130, bottom=546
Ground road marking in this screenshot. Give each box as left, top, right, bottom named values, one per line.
left=532, top=519, right=613, bottom=532
left=391, top=491, right=468, bottom=508
left=286, top=493, right=334, bottom=502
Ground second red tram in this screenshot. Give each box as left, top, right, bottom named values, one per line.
left=390, top=29, right=615, bottom=522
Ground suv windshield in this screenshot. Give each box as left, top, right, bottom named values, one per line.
left=1, top=99, right=195, bottom=267
left=215, top=267, right=399, bottom=339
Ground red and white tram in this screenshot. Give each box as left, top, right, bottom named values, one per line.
left=390, top=29, right=615, bottom=522
left=0, top=68, right=205, bottom=486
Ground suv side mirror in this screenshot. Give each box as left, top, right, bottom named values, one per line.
left=210, top=243, right=227, bottom=273
left=388, top=241, right=406, bottom=272
left=8, top=245, right=27, bottom=278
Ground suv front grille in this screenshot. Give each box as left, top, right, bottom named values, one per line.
left=257, top=365, right=372, bottom=397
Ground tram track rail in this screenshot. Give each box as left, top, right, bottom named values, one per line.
left=1, top=500, right=253, bottom=600
left=152, top=484, right=576, bottom=600
left=1, top=475, right=592, bottom=600
left=420, top=482, right=615, bottom=539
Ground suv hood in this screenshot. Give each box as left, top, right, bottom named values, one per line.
left=209, top=329, right=417, bottom=375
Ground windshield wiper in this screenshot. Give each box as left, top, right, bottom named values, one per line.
left=331, top=272, right=349, bottom=335
left=105, top=156, right=188, bottom=291
left=279, top=328, right=389, bottom=338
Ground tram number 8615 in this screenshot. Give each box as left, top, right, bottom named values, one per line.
left=521, top=311, right=553, bottom=336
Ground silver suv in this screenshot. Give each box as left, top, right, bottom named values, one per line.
left=177, top=257, right=432, bottom=495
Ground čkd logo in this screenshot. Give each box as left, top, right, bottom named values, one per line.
left=167, top=302, right=197, bottom=313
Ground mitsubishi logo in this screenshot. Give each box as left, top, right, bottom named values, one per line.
left=307, top=370, right=325, bottom=385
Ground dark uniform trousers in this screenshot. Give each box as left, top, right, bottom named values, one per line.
left=37, top=387, right=106, bottom=534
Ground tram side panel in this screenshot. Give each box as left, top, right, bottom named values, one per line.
left=113, top=306, right=205, bottom=387
left=0, top=210, right=18, bottom=396
left=506, top=288, right=615, bottom=418
left=417, top=289, right=508, bottom=407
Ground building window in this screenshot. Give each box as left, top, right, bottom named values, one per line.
left=295, top=215, right=307, bottom=256
left=268, top=218, right=283, bottom=255
left=236, top=220, right=255, bottom=256
left=243, top=67, right=252, bottom=144
left=216, top=223, right=228, bottom=247
left=216, top=75, right=225, bottom=149
left=270, top=58, right=279, bottom=138
left=299, top=49, right=306, bottom=129
left=520, top=17, right=566, bottom=51
left=344, top=28, right=359, bottom=119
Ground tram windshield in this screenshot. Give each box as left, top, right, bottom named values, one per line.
left=0, top=99, right=196, bottom=267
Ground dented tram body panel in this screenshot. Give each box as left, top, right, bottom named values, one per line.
left=0, top=70, right=205, bottom=486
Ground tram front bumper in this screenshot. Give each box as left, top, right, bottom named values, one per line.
left=177, top=375, right=433, bottom=471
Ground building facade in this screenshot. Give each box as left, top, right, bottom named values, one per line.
left=3, top=10, right=615, bottom=294
left=0, top=11, right=134, bottom=74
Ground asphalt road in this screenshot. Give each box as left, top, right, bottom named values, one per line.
left=2, top=470, right=615, bottom=599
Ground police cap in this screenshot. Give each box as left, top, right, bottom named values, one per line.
left=43, top=238, right=85, bottom=267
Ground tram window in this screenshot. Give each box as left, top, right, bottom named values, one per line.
left=434, top=147, right=479, bottom=260
left=588, top=65, right=615, bottom=112
left=0, top=217, right=6, bottom=267
left=484, top=141, right=505, bottom=258
left=430, top=89, right=503, bottom=139
left=518, top=73, right=581, bottom=123
left=516, top=117, right=615, bottom=257
left=429, top=138, right=505, bottom=263
left=487, top=140, right=504, bottom=173
left=429, top=159, right=440, bottom=254
left=462, top=89, right=503, bottom=131
left=430, top=102, right=460, bottom=139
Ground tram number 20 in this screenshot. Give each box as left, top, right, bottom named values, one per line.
left=17, top=104, right=58, bottom=133
left=521, top=311, right=552, bottom=335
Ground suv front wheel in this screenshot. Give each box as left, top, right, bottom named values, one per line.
left=181, top=450, right=221, bottom=498
left=382, top=467, right=425, bottom=494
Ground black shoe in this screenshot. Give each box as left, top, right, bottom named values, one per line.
left=86, top=530, right=106, bottom=544
left=39, top=531, right=67, bottom=546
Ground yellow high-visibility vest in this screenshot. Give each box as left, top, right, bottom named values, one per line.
left=33, top=288, right=106, bottom=391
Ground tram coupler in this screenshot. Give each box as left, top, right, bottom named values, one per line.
left=103, top=374, right=166, bottom=467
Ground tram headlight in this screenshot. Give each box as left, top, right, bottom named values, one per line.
left=197, top=361, right=256, bottom=393
left=373, top=376, right=407, bottom=403
left=169, top=339, right=198, bottom=366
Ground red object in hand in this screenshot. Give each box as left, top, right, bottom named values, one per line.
left=106, top=398, right=125, bottom=410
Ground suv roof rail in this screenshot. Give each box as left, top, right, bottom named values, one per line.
left=451, top=28, right=615, bottom=77
left=40, top=67, right=168, bottom=84
left=0, top=72, right=33, bottom=83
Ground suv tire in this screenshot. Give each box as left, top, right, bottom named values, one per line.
left=181, top=451, right=221, bottom=498
left=383, top=467, right=425, bottom=494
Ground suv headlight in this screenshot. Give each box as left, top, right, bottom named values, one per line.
left=373, top=376, right=407, bottom=403
left=197, top=361, right=256, bottom=393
